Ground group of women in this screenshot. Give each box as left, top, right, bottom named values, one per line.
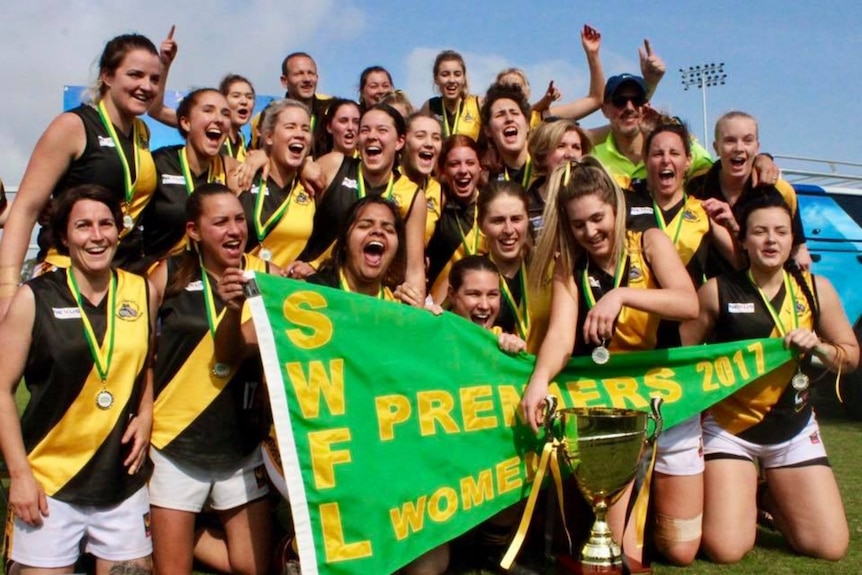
left=0, top=27, right=856, bottom=575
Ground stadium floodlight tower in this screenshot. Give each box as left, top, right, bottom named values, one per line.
left=679, top=62, right=727, bottom=146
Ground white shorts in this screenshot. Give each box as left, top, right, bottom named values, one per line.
left=148, top=448, right=269, bottom=512
left=702, top=412, right=828, bottom=469
left=7, top=486, right=151, bottom=568
left=654, top=414, right=704, bottom=476
left=261, top=439, right=289, bottom=501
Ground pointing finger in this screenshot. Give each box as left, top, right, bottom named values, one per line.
left=167, top=24, right=175, bottom=39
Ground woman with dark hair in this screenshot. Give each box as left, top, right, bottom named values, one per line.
left=681, top=191, right=857, bottom=564
left=147, top=183, right=277, bottom=575
left=0, top=184, right=155, bottom=573
left=420, top=51, right=483, bottom=141
left=481, top=83, right=533, bottom=186
left=299, top=103, right=426, bottom=301
left=426, top=135, right=487, bottom=303
left=142, top=88, right=240, bottom=266
left=313, top=98, right=361, bottom=158
left=358, top=65, right=394, bottom=110
left=0, top=33, right=161, bottom=313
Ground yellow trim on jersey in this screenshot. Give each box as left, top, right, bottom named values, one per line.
left=151, top=256, right=268, bottom=449
left=423, top=177, right=442, bottom=246
left=28, top=270, right=149, bottom=496
left=249, top=181, right=315, bottom=267
left=609, top=231, right=661, bottom=353
left=430, top=225, right=487, bottom=297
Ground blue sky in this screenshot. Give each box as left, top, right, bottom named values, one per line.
left=1, top=1, right=860, bottom=184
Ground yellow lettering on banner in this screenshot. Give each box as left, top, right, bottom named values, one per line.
left=698, top=361, right=717, bottom=391
left=643, top=368, right=682, bottom=403
left=602, top=377, right=649, bottom=409
left=320, top=502, right=372, bottom=562
left=748, top=341, right=765, bottom=374
left=565, top=379, right=601, bottom=406
left=390, top=496, right=426, bottom=540
left=460, top=469, right=494, bottom=510
left=283, top=291, right=333, bottom=349
left=496, top=456, right=523, bottom=494
left=428, top=487, right=458, bottom=522
left=460, top=385, right=498, bottom=431
left=417, top=390, right=460, bottom=436
left=376, top=395, right=412, bottom=441
left=286, top=359, right=345, bottom=419
left=309, top=428, right=352, bottom=489
left=497, top=385, right=522, bottom=427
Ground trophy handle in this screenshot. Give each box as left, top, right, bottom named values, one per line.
left=543, top=395, right=559, bottom=436
left=647, top=396, right=664, bottom=445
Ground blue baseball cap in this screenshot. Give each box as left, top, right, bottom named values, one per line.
left=604, top=74, right=647, bottom=102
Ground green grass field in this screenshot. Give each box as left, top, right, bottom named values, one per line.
left=2, top=388, right=860, bottom=574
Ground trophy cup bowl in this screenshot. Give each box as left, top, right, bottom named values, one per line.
left=556, top=399, right=662, bottom=571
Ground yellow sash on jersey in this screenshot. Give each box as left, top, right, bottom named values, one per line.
left=661, top=196, right=709, bottom=267
left=248, top=181, right=315, bottom=268
left=430, top=225, right=487, bottom=298
left=424, top=177, right=443, bottom=246
left=151, top=256, right=267, bottom=448
left=609, top=231, right=661, bottom=352
left=712, top=271, right=815, bottom=434
left=27, top=271, right=149, bottom=496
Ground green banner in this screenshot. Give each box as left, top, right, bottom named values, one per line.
left=248, top=273, right=794, bottom=575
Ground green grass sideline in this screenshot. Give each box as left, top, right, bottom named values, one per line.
left=2, top=388, right=860, bottom=574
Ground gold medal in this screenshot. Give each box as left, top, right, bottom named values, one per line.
left=95, top=389, right=114, bottom=410
left=213, top=362, right=231, bottom=378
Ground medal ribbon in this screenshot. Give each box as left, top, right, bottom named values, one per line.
left=441, top=98, right=462, bottom=137
left=499, top=261, right=531, bottom=339
left=198, top=254, right=230, bottom=339
left=503, top=156, right=533, bottom=188
left=254, top=174, right=298, bottom=242
left=96, top=100, right=139, bottom=205
left=179, top=148, right=226, bottom=195
left=747, top=270, right=799, bottom=337
left=456, top=203, right=480, bottom=256
left=357, top=165, right=394, bottom=200
left=225, top=132, right=247, bottom=161
left=66, top=270, right=117, bottom=383
left=581, top=250, right=628, bottom=309
left=338, top=269, right=384, bottom=300
left=653, top=194, right=687, bottom=247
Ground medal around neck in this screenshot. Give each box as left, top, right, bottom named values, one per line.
left=791, top=370, right=810, bottom=391
left=213, top=362, right=231, bottom=378
left=95, top=389, right=114, bottom=410
left=123, top=213, right=134, bottom=231
left=259, top=247, right=273, bottom=262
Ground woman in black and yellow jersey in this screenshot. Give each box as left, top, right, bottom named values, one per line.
left=0, top=34, right=160, bottom=316
left=401, top=113, right=443, bottom=245
left=481, top=83, right=533, bottom=186
left=520, top=157, right=698, bottom=550
left=148, top=184, right=277, bottom=575
left=0, top=185, right=155, bottom=573
left=420, top=50, right=483, bottom=141
left=240, top=99, right=316, bottom=275
left=299, top=103, right=427, bottom=300
left=681, top=192, right=858, bottom=564
left=426, top=135, right=487, bottom=303
left=142, top=88, right=240, bottom=267
left=476, top=180, right=551, bottom=353
left=525, top=119, right=593, bottom=236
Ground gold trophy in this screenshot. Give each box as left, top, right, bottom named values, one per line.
left=552, top=397, right=662, bottom=573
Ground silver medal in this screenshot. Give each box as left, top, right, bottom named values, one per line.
left=591, top=345, right=610, bottom=365
left=213, top=362, right=231, bottom=378
left=791, top=371, right=809, bottom=391
left=259, top=247, right=273, bottom=262
left=123, top=214, right=134, bottom=230
left=95, top=389, right=114, bottom=410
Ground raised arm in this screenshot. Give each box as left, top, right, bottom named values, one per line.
left=639, top=39, right=666, bottom=99
left=147, top=25, right=179, bottom=128
left=546, top=25, right=605, bottom=121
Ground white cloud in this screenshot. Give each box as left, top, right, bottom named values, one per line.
left=0, top=0, right=365, bottom=184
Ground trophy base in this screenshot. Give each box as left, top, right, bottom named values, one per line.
left=556, top=554, right=651, bottom=575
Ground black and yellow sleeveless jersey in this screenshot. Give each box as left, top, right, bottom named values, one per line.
left=427, top=95, right=482, bottom=141
left=710, top=269, right=816, bottom=442
left=141, top=145, right=228, bottom=263
left=241, top=173, right=315, bottom=267
left=299, top=156, right=420, bottom=263
left=221, top=132, right=247, bottom=161
left=23, top=268, right=151, bottom=506
left=42, top=104, right=157, bottom=269
left=426, top=196, right=486, bottom=296
left=424, top=177, right=443, bottom=246
left=152, top=255, right=269, bottom=469
left=572, top=230, right=661, bottom=356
